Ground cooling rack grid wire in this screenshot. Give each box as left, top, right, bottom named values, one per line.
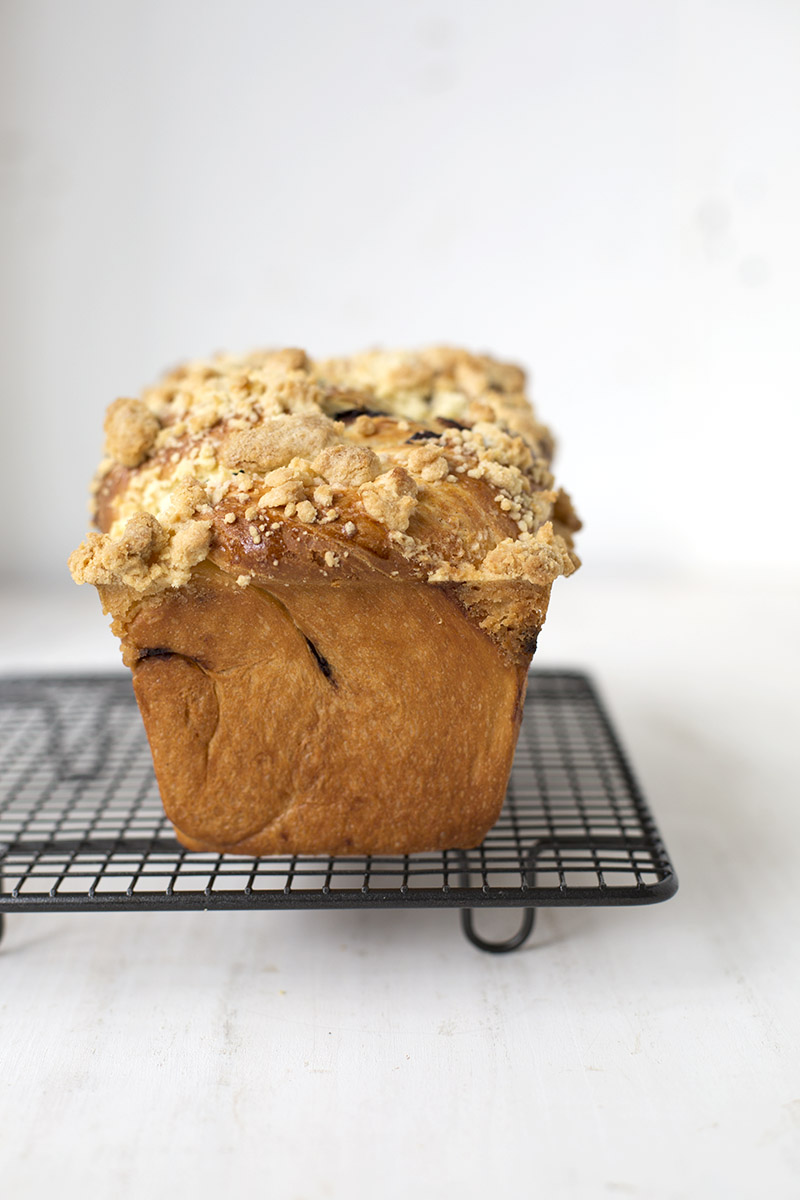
left=0, top=671, right=677, bottom=953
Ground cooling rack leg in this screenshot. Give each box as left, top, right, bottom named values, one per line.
left=459, top=906, right=536, bottom=953
left=457, top=844, right=538, bottom=953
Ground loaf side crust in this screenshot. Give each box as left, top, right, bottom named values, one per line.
left=107, top=562, right=529, bottom=855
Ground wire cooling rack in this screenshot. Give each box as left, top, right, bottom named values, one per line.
left=0, top=671, right=676, bottom=953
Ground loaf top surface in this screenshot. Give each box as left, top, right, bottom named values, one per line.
left=69, top=346, right=580, bottom=654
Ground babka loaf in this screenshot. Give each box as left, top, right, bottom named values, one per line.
left=69, top=346, right=580, bottom=855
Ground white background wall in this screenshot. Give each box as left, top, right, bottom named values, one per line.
left=1, top=0, right=798, bottom=582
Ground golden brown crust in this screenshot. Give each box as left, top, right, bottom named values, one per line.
left=71, top=345, right=580, bottom=660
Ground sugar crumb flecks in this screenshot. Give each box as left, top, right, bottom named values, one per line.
left=359, top=467, right=418, bottom=533
left=220, top=414, right=342, bottom=474
left=104, top=398, right=160, bottom=468
left=313, top=444, right=380, bottom=488
left=296, top=500, right=317, bottom=524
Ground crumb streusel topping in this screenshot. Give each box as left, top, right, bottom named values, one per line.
left=70, top=346, right=580, bottom=647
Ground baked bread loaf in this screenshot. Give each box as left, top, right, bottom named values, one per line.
left=69, top=347, right=580, bottom=855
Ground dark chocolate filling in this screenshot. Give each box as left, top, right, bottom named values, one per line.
left=136, top=647, right=208, bottom=670
left=334, top=407, right=390, bottom=422
left=304, top=636, right=337, bottom=687
left=405, top=430, right=439, bottom=443
left=520, top=629, right=539, bottom=656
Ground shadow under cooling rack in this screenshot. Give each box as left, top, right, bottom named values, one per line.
left=0, top=670, right=677, bottom=953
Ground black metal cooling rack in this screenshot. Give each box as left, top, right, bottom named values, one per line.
left=0, top=670, right=677, bottom=954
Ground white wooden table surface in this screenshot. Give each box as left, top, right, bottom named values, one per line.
left=1, top=571, right=798, bottom=1199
